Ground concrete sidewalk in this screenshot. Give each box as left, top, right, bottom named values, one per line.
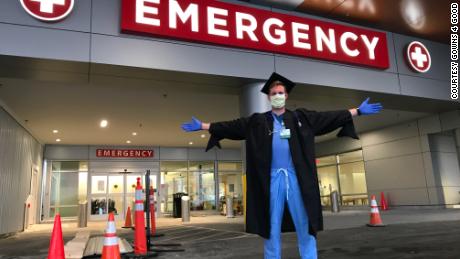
left=322, top=207, right=460, bottom=230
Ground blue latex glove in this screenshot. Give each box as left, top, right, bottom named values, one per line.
left=358, top=97, right=383, bottom=115
left=181, top=116, right=202, bottom=132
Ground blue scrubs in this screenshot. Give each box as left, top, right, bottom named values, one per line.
left=264, top=113, right=317, bottom=259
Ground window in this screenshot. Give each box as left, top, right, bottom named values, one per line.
left=159, top=161, right=217, bottom=213
left=218, top=162, right=243, bottom=216
left=49, top=161, right=87, bottom=218
left=160, top=161, right=188, bottom=213
left=317, top=166, right=339, bottom=206
left=317, top=150, right=368, bottom=206
left=188, top=161, right=215, bottom=211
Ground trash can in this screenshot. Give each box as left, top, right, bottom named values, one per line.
left=330, top=191, right=340, bottom=213
left=226, top=196, right=234, bottom=218
left=181, top=196, right=190, bottom=222
left=173, top=192, right=187, bottom=218
left=78, top=201, right=88, bottom=228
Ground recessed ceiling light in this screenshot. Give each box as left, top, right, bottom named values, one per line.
left=126, top=140, right=131, bottom=144
left=200, top=134, right=206, bottom=138
left=189, top=141, right=193, bottom=145
left=56, top=139, right=61, bottom=142
left=53, top=130, right=59, bottom=134
left=132, top=132, right=137, bottom=136
left=100, top=119, right=108, bottom=128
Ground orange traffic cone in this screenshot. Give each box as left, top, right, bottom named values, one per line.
left=380, top=192, right=388, bottom=211
left=149, top=186, right=156, bottom=235
left=134, top=177, right=147, bottom=255
left=122, top=206, right=133, bottom=229
left=101, top=213, right=121, bottom=259
left=367, top=195, right=385, bottom=227
left=48, top=214, right=65, bottom=259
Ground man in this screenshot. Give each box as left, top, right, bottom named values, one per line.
left=181, top=73, right=382, bottom=259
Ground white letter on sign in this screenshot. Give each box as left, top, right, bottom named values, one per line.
left=360, top=35, right=379, bottom=60
left=340, top=32, right=359, bottom=57
left=208, top=7, right=229, bottom=37
left=235, top=12, right=259, bottom=41
left=263, top=18, right=286, bottom=45
left=169, top=0, right=199, bottom=32
left=292, top=22, right=311, bottom=50
left=136, top=0, right=160, bottom=26
left=315, top=27, right=336, bottom=53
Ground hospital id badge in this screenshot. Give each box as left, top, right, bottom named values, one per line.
left=280, top=128, right=291, bottom=139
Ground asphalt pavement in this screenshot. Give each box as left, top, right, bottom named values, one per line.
left=1, top=208, right=460, bottom=259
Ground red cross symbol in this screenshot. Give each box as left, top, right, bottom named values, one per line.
left=20, top=0, right=74, bottom=22
left=406, top=41, right=431, bottom=73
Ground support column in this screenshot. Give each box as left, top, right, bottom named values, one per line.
left=239, top=82, right=271, bottom=117
left=239, top=82, right=271, bottom=228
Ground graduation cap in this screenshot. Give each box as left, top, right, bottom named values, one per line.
left=261, top=72, right=296, bottom=95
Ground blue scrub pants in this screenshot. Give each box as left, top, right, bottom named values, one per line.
left=264, top=167, right=317, bottom=259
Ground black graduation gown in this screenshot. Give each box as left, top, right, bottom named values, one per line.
left=205, top=108, right=359, bottom=239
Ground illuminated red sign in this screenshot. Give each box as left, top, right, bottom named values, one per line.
left=20, top=0, right=74, bottom=22
left=96, top=149, right=154, bottom=158
left=121, top=0, right=389, bottom=69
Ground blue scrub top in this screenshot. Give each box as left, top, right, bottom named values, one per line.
left=271, top=113, right=294, bottom=169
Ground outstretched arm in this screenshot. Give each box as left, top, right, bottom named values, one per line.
left=181, top=116, right=249, bottom=151
left=349, top=97, right=382, bottom=117
left=202, top=122, right=210, bottom=130
left=356, top=97, right=383, bottom=116
left=181, top=117, right=247, bottom=137
left=181, top=117, right=206, bottom=132
left=349, top=108, right=359, bottom=117
left=296, top=97, right=383, bottom=138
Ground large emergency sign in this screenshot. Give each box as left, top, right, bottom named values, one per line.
left=121, top=0, right=389, bottom=69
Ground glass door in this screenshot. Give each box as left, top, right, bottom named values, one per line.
left=89, top=172, right=159, bottom=221
left=107, top=175, right=125, bottom=219
left=90, top=174, right=126, bottom=221
left=189, top=161, right=215, bottom=211
left=125, top=174, right=159, bottom=218
left=125, top=174, right=144, bottom=218
left=90, top=174, right=109, bottom=220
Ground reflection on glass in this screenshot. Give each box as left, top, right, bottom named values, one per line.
left=149, top=176, right=157, bottom=190
left=337, top=150, right=363, bottom=164
left=50, top=207, right=78, bottom=218
left=109, top=175, right=124, bottom=194
left=126, top=194, right=135, bottom=211
left=78, top=172, right=87, bottom=202
left=91, top=175, right=107, bottom=194
left=339, top=161, right=368, bottom=205
left=91, top=198, right=107, bottom=215
left=161, top=161, right=188, bottom=172
left=317, top=150, right=368, bottom=206
left=316, top=156, right=336, bottom=167
left=52, top=161, right=88, bottom=172
left=126, top=175, right=145, bottom=193
left=218, top=170, right=243, bottom=216
left=189, top=171, right=215, bottom=211
left=189, top=161, right=214, bottom=172
left=49, top=161, right=88, bottom=218
left=108, top=196, right=123, bottom=215
left=218, top=162, right=243, bottom=172
left=162, top=171, right=187, bottom=212
left=317, top=166, right=339, bottom=206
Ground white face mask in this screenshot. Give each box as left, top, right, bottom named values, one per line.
left=270, top=93, right=286, bottom=108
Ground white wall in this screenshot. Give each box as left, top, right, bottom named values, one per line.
left=315, top=110, right=460, bottom=207
left=0, top=107, right=43, bottom=235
